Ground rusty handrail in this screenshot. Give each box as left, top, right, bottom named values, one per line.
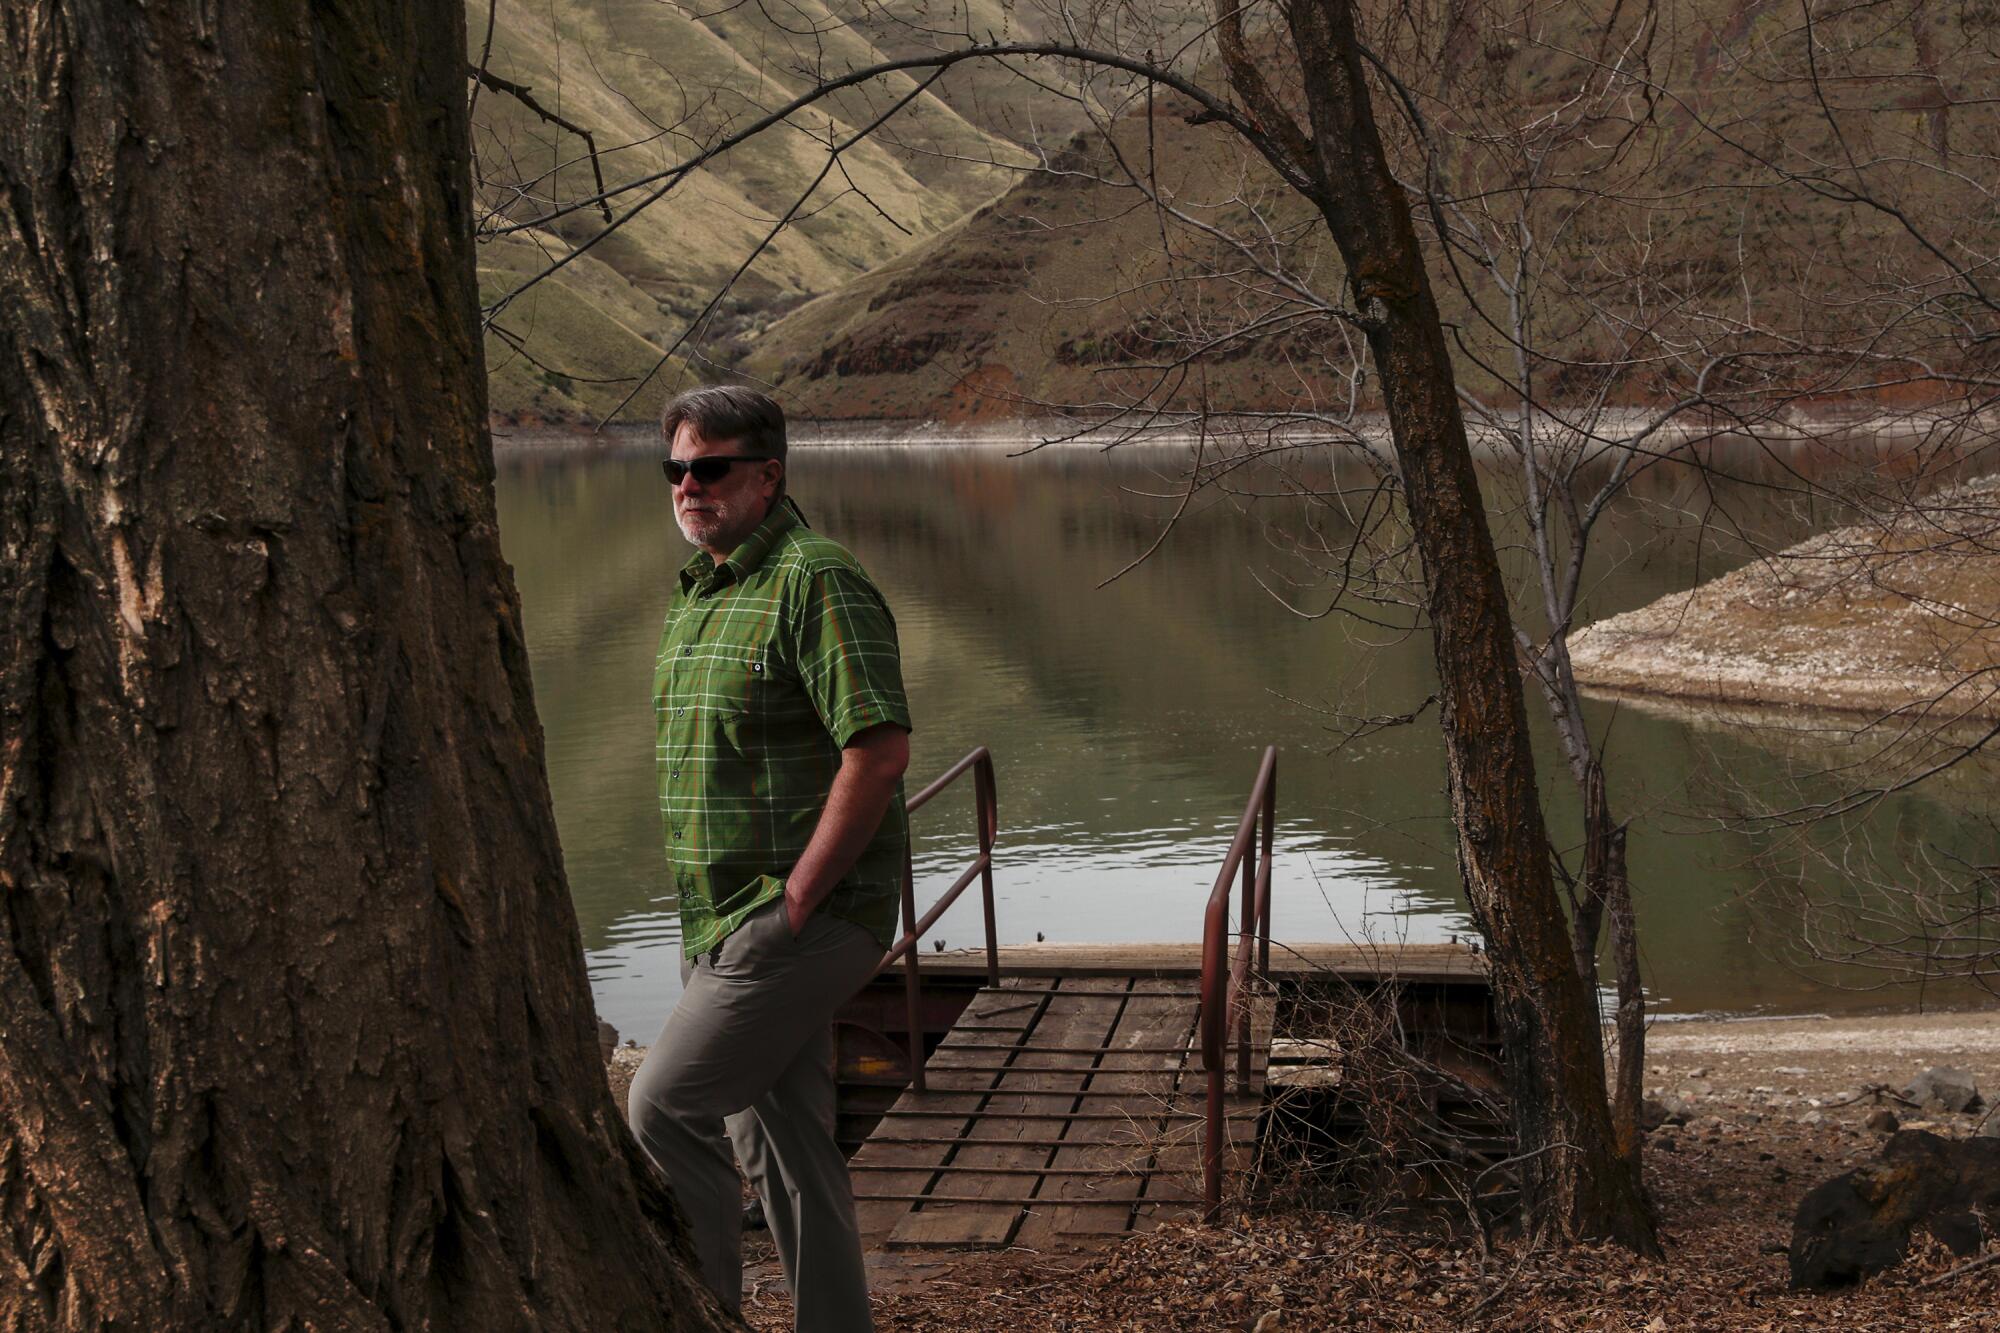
left=880, top=747, right=998, bottom=1093
left=1199, top=746, right=1277, bottom=1224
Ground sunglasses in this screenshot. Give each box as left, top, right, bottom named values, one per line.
left=661, top=454, right=773, bottom=486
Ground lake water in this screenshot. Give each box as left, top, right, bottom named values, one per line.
left=494, top=427, right=1998, bottom=1039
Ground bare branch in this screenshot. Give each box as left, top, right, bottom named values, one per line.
left=466, top=65, right=616, bottom=224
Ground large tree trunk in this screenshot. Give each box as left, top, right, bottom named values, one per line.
left=0, top=2, right=731, bottom=1327
left=1280, top=0, right=1659, bottom=1252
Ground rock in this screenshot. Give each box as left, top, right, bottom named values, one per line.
left=1798, top=1111, right=1825, bottom=1127
left=1865, top=1109, right=1900, bottom=1134
left=1981, top=1116, right=2000, bottom=1139
left=1688, top=1066, right=1711, bottom=1079
left=1903, top=1066, right=1981, bottom=1114
left=1640, top=1097, right=1690, bottom=1131
left=598, top=1018, right=619, bottom=1062
left=1789, top=1130, right=2000, bottom=1289
left=1689, top=1114, right=1727, bottom=1137
left=1775, top=1066, right=1809, bottom=1077
left=1268, top=1065, right=1344, bottom=1091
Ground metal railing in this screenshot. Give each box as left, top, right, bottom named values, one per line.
left=1199, top=745, right=1276, bottom=1223
left=879, top=747, right=999, bottom=1093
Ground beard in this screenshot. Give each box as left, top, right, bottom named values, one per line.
left=675, top=492, right=758, bottom=552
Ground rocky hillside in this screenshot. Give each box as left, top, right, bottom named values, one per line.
left=745, top=1, right=2000, bottom=420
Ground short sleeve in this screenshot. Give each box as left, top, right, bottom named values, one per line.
left=792, top=565, right=912, bottom=748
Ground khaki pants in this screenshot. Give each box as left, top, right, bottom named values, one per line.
left=629, top=900, right=881, bottom=1332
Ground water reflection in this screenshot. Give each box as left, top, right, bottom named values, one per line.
left=495, top=430, right=1997, bottom=1037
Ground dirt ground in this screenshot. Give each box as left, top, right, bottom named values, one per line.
left=613, top=1009, right=2000, bottom=1328
left=603, top=1009, right=2000, bottom=1330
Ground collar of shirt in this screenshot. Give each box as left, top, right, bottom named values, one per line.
left=677, top=500, right=800, bottom=595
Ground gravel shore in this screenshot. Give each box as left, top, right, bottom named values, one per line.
left=1568, top=476, right=2000, bottom=723
left=1643, top=1007, right=2000, bottom=1104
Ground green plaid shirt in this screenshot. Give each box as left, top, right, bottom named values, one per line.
left=656, top=502, right=911, bottom=958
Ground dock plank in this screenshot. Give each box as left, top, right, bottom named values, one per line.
left=1014, top=981, right=1197, bottom=1245
left=887, top=977, right=1128, bottom=1249
left=851, top=970, right=1282, bottom=1248
left=849, top=978, right=1045, bottom=1241
left=1136, top=991, right=1275, bottom=1230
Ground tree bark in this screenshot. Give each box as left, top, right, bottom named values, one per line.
left=0, top=2, right=732, bottom=1327
left=1566, top=761, right=1647, bottom=1168
left=1604, top=821, right=1646, bottom=1166
left=1279, top=0, right=1660, bottom=1252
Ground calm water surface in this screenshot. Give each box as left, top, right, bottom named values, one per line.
left=494, top=429, right=1996, bottom=1038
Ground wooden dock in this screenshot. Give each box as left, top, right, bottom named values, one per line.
left=833, top=940, right=1488, bottom=1248
left=828, top=745, right=1498, bottom=1250
left=847, top=971, right=1272, bottom=1247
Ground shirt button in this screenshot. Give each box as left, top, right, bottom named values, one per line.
left=677, top=708, right=686, bottom=717
left=673, top=830, right=682, bottom=840
left=682, top=648, right=691, bottom=657
left=671, top=770, right=680, bottom=779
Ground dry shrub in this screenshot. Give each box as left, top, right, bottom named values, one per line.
left=1254, top=975, right=1515, bottom=1243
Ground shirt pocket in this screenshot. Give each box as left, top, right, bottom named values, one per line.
left=698, top=644, right=777, bottom=726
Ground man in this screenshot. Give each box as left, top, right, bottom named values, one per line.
left=628, top=386, right=908, bottom=1331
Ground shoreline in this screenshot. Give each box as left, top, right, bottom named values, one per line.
left=1572, top=674, right=2000, bottom=730
left=491, top=406, right=1996, bottom=458
left=1636, top=1005, right=2000, bottom=1101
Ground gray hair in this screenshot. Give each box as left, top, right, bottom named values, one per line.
left=660, top=384, right=787, bottom=469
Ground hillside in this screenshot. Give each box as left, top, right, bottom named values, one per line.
left=1567, top=476, right=2000, bottom=722
left=468, top=0, right=1096, bottom=421
left=472, top=1, right=2000, bottom=424
left=737, top=104, right=1327, bottom=420
left=744, top=2, right=2000, bottom=420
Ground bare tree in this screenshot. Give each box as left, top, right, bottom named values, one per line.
left=1315, top=0, right=2000, bottom=1157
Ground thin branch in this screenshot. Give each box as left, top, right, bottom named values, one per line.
left=467, top=0, right=500, bottom=125
left=597, top=68, right=952, bottom=425
left=467, top=65, right=616, bottom=224
left=1097, top=414, right=1209, bottom=588
left=485, top=39, right=1307, bottom=265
